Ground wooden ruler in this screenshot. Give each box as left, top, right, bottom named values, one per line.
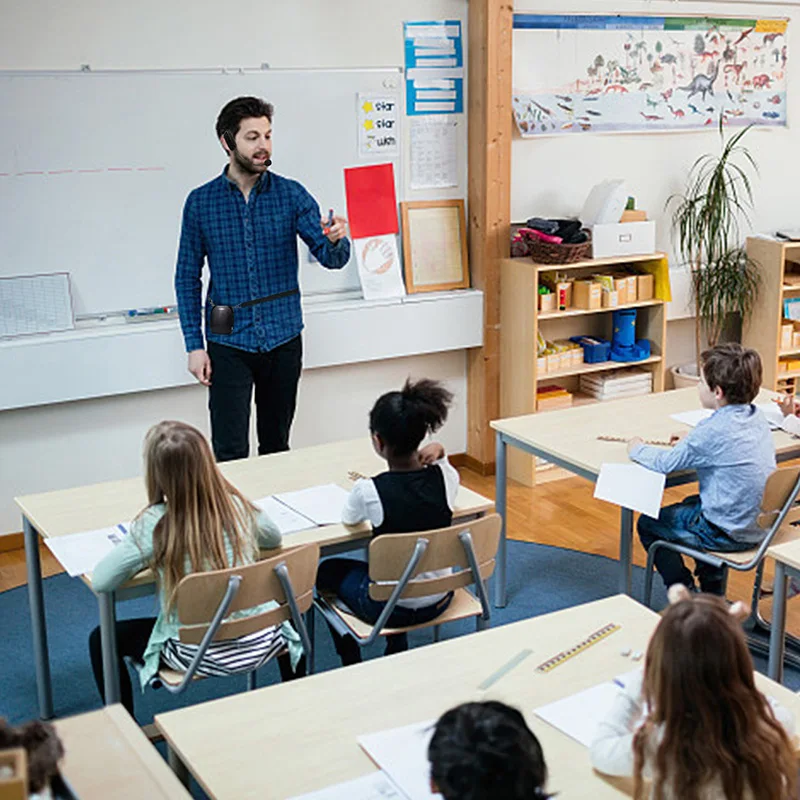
left=597, top=435, right=673, bottom=447
left=535, top=623, right=621, bottom=673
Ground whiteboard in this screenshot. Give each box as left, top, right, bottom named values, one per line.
left=0, top=68, right=402, bottom=316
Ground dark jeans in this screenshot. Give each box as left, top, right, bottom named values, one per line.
left=89, top=618, right=305, bottom=717
left=317, top=557, right=453, bottom=666
left=208, top=336, right=303, bottom=462
left=638, top=495, right=754, bottom=594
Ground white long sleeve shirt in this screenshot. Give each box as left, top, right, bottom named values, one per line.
left=590, top=670, right=795, bottom=799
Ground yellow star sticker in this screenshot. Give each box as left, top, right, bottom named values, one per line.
left=362, top=101, right=374, bottom=113
left=363, top=119, right=374, bottom=131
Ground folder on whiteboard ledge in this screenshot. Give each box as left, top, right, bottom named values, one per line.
left=344, top=163, right=406, bottom=300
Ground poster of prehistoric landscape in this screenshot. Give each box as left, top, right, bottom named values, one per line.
left=512, top=15, right=788, bottom=136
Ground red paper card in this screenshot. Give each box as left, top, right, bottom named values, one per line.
left=344, top=163, right=398, bottom=239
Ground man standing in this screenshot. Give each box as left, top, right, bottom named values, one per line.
left=175, top=96, right=350, bottom=461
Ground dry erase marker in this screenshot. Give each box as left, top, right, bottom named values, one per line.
left=323, top=208, right=334, bottom=235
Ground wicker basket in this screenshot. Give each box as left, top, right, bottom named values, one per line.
left=521, top=229, right=592, bottom=265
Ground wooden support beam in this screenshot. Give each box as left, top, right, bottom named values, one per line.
left=467, top=0, right=514, bottom=469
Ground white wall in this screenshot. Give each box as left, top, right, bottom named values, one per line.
left=0, top=0, right=469, bottom=535
left=512, top=0, right=800, bottom=377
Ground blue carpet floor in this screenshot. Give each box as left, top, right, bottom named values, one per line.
left=2, top=539, right=797, bottom=729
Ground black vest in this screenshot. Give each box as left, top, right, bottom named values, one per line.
left=371, top=466, right=453, bottom=537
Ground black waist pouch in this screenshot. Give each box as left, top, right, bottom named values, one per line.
left=209, top=289, right=299, bottom=335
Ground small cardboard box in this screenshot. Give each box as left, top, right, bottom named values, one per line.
left=793, top=331, right=800, bottom=349
left=637, top=273, right=654, bottom=301
left=602, top=289, right=619, bottom=308
left=573, top=280, right=602, bottom=309
left=545, top=352, right=562, bottom=372
left=539, top=293, right=556, bottom=313
left=0, top=748, right=27, bottom=800
left=592, top=221, right=656, bottom=259
left=612, top=277, right=629, bottom=305
left=625, top=275, right=638, bottom=302
left=536, top=355, right=547, bottom=374
left=781, top=322, right=794, bottom=351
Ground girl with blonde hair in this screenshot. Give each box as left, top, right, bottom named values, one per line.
left=591, top=585, right=796, bottom=800
left=89, top=420, right=303, bottom=715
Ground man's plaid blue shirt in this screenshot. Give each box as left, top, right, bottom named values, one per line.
left=175, top=168, right=350, bottom=353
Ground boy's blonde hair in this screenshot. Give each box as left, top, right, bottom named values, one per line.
left=140, top=421, right=259, bottom=614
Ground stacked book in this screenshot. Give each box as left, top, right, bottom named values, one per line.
left=580, top=368, right=653, bottom=401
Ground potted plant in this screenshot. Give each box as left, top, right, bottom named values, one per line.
left=667, top=119, right=761, bottom=386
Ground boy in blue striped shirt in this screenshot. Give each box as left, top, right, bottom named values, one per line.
left=627, top=344, right=775, bottom=594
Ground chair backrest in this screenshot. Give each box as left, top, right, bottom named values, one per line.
left=174, top=543, right=320, bottom=645
left=758, top=466, right=800, bottom=531
left=367, top=513, right=502, bottom=601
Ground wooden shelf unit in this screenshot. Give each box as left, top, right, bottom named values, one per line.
left=499, top=254, right=669, bottom=486
left=742, top=237, right=800, bottom=395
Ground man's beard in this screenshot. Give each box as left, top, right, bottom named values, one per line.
left=233, top=149, right=270, bottom=175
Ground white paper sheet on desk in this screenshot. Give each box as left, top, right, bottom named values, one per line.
left=273, top=483, right=351, bottom=526
left=534, top=670, right=643, bottom=748
left=287, top=771, right=408, bottom=800
left=44, top=523, right=130, bottom=577
left=358, top=720, right=441, bottom=800
left=254, top=495, right=317, bottom=535
left=594, top=463, right=666, bottom=519
left=671, top=403, right=782, bottom=430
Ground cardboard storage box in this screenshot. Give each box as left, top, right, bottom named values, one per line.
left=637, top=273, right=655, bottom=301
left=781, top=321, right=794, bottom=351
left=539, top=293, right=556, bottom=313
left=602, top=289, right=619, bottom=308
left=592, top=221, right=656, bottom=259
left=612, top=277, right=629, bottom=305
left=573, top=280, right=602, bottom=309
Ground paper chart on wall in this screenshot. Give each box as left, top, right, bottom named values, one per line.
left=358, top=94, right=400, bottom=158
left=409, top=116, right=458, bottom=189
left=512, top=14, right=788, bottom=136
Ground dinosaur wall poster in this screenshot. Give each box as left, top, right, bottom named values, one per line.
left=512, top=14, right=788, bottom=136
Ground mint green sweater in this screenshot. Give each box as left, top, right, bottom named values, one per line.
left=92, top=503, right=302, bottom=689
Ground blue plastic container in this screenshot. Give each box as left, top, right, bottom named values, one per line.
left=570, top=335, right=611, bottom=364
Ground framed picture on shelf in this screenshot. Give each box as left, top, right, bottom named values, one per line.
left=400, top=199, right=470, bottom=293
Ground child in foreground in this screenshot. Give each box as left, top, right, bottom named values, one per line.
left=591, top=585, right=796, bottom=800
left=628, top=343, right=775, bottom=594
left=317, top=378, right=459, bottom=664
left=89, top=420, right=303, bottom=715
left=428, top=701, right=552, bottom=800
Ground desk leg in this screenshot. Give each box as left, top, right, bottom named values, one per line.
left=768, top=562, right=789, bottom=683
left=619, top=508, right=633, bottom=597
left=167, top=746, right=191, bottom=788
left=98, top=592, right=121, bottom=705
left=23, top=518, right=54, bottom=720
left=495, top=432, right=508, bottom=608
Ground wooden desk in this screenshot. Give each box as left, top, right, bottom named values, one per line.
left=54, top=704, right=190, bottom=799
left=15, top=438, right=493, bottom=719
left=491, top=388, right=800, bottom=606
left=768, top=537, right=800, bottom=682
left=154, top=595, right=800, bottom=799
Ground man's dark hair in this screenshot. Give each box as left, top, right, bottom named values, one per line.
left=215, top=96, right=274, bottom=144
left=700, top=342, right=762, bottom=405
left=428, top=701, right=552, bottom=800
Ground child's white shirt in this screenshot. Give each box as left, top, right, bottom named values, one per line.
left=341, top=455, right=460, bottom=610
left=590, top=670, right=795, bottom=798
left=341, top=456, right=460, bottom=527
